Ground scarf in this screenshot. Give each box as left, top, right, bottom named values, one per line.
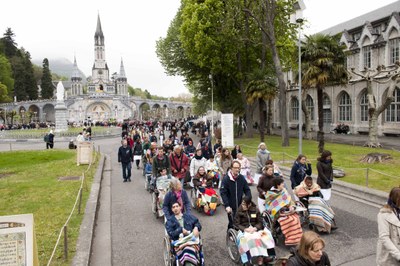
left=388, top=199, right=400, bottom=221
left=258, top=149, right=267, bottom=155
left=295, top=180, right=321, bottom=197
left=174, top=190, right=184, bottom=212
left=228, top=170, right=239, bottom=181
left=194, top=155, right=203, bottom=160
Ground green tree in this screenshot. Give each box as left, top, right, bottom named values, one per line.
left=0, top=82, right=12, bottom=103
left=22, top=51, right=38, bottom=100
left=144, top=89, right=151, bottom=99
left=246, top=69, right=277, bottom=142
left=301, top=33, right=349, bottom=153
left=0, top=54, right=14, bottom=100
left=0, top=28, right=18, bottom=57
left=41, top=58, right=53, bottom=99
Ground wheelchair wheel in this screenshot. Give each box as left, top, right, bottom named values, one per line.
left=295, top=201, right=309, bottom=226
left=163, top=236, right=174, bottom=266
left=226, top=228, right=241, bottom=263
left=190, top=188, right=198, bottom=210
left=151, top=192, right=159, bottom=218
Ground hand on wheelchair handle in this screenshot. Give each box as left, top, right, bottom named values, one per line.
left=225, top=207, right=232, bottom=213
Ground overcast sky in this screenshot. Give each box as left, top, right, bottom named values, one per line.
left=0, top=0, right=398, bottom=97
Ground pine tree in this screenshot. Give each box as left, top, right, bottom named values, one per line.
left=41, top=58, right=53, bottom=99
left=1, top=28, right=18, bottom=58
left=22, top=51, right=38, bottom=100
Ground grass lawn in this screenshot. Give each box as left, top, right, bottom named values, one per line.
left=0, top=149, right=98, bottom=265
left=235, top=135, right=400, bottom=193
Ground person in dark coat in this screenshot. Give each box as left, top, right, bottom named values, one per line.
left=290, top=154, right=312, bottom=190
left=231, top=144, right=242, bottom=160
left=46, top=130, right=55, bottom=149
left=163, top=178, right=191, bottom=220
left=286, top=231, right=331, bottom=266
left=152, top=148, right=171, bottom=177
left=118, top=139, right=133, bottom=182
left=316, top=150, right=334, bottom=201
left=133, top=139, right=143, bottom=169
left=256, top=165, right=276, bottom=213
left=165, top=201, right=201, bottom=241
left=220, top=160, right=252, bottom=229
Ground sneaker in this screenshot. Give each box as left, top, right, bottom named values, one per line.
left=128, top=178, right=131, bottom=182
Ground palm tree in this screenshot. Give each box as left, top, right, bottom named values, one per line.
left=246, top=69, right=277, bottom=142
left=301, top=33, right=349, bottom=153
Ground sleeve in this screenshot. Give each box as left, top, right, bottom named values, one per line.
left=317, top=162, right=330, bottom=185
left=192, top=176, right=201, bottom=187
left=190, top=159, right=195, bottom=177
left=117, top=148, right=121, bottom=162
left=290, top=164, right=297, bottom=189
left=165, top=219, right=182, bottom=240
left=162, top=192, right=173, bottom=220
left=191, top=214, right=202, bottom=232
left=219, top=176, right=230, bottom=207
left=182, top=190, right=191, bottom=215
left=257, top=176, right=265, bottom=196
left=183, top=155, right=189, bottom=172
left=152, top=158, right=157, bottom=177
left=130, top=148, right=133, bottom=162
left=166, top=156, right=171, bottom=175
left=305, top=163, right=312, bottom=176
left=170, top=155, right=177, bottom=173
left=256, top=152, right=262, bottom=172
left=234, top=212, right=246, bottom=232
left=243, top=178, right=252, bottom=200
left=377, top=212, right=400, bottom=261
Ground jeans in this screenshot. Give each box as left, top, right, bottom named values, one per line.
left=121, top=162, right=132, bottom=180
left=135, top=159, right=140, bottom=167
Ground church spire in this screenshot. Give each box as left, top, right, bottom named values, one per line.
left=94, top=13, right=104, bottom=46
left=119, top=58, right=126, bottom=78
left=71, top=56, right=82, bottom=81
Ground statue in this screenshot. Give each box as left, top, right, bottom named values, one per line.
left=56, top=81, right=65, bottom=101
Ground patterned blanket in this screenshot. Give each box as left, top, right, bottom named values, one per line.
left=265, top=189, right=292, bottom=220
left=156, top=177, right=174, bottom=209
left=308, top=197, right=335, bottom=233
left=237, top=228, right=275, bottom=264
left=197, top=187, right=218, bottom=215
left=172, top=233, right=200, bottom=265
left=277, top=213, right=303, bottom=246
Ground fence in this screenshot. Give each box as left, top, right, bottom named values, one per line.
left=46, top=144, right=99, bottom=265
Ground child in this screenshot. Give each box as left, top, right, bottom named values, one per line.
left=205, top=156, right=220, bottom=188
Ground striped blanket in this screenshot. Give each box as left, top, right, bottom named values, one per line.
left=265, top=189, right=292, bottom=220
left=236, top=228, right=275, bottom=264
left=197, top=187, right=218, bottom=215
left=308, top=197, right=335, bottom=233
left=172, top=233, right=200, bottom=265
left=277, top=213, right=303, bottom=246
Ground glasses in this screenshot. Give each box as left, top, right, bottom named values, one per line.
left=232, top=167, right=240, bottom=169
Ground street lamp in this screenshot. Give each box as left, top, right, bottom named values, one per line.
left=20, top=109, right=25, bottom=124
left=208, top=74, right=214, bottom=146
left=297, top=18, right=304, bottom=155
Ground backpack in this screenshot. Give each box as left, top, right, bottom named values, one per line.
left=44, top=134, right=49, bottom=142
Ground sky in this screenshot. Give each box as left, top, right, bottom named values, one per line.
left=0, top=0, right=398, bottom=97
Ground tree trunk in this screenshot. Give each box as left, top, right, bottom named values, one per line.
left=259, top=98, right=266, bottom=143
left=317, top=86, right=325, bottom=153
left=302, top=97, right=312, bottom=140
left=365, top=112, right=380, bottom=147
left=267, top=99, right=272, bottom=135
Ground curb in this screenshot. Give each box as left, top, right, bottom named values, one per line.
left=72, top=154, right=106, bottom=266
left=248, top=158, right=387, bottom=206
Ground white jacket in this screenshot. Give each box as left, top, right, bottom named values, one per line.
left=377, top=206, right=400, bottom=266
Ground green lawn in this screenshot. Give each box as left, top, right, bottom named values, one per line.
left=235, top=135, right=400, bottom=192
left=0, top=149, right=98, bottom=265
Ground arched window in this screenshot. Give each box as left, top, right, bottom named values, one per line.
left=306, top=95, right=314, bottom=121
left=339, top=92, right=352, bottom=121
left=388, top=28, right=400, bottom=65
left=386, top=88, right=400, bottom=122
left=323, top=94, right=332, bottom=124
left=360, top=92, right=368, bottom=122
left=291, top=97, right=299, bottom=121
left=362, top=37, right=371, bottom=68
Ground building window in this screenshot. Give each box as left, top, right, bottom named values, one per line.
left=291, top=97, right=299, bottom=121
left=323, top=94, right=332, bottom=124
left=363, top=46, right=371, bottom=68
left=389, top=38, right=400, bottom=65
left=386, top=88, right=400, bottom=122
left=339, top=92, right=352, bottom=121
left=360, top=92, right=369, bottom=122
left=306, top=95, right=314, bottom=121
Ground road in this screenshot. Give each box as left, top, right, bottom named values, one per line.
left=0, top=136, right=379, bottom=266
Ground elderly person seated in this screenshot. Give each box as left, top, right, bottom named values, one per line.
left=192, top=166, right=218, bottom=215
left=234, top=196, right=276, bottom=265
left=163, top=178, right=191, bottom=220
left=294, top=176, right=337, bottom=233
left=165, top=201, right=202, bottom=266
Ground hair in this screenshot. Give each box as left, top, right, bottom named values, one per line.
left=318, top=150, right=332, bottom=162
left=258, top=142, right=266, bottom=149
left=265, top=159, right=274, bottom=166
left=272, top=178, right=284, bottom=188
left=196, top=148, right=202, bottom=153
left=169, top=178, right=181, bottom=191
left=197, top=166, right=206, bottom=174
left=262, top=165, right=274, bottom=175
left=173, top=145, right=181, bottom=151
left=304, top=176, right=313, bottom=182
left=296, top=154, right=306, bottom=161
left=231, top=160, right=241, bottom=169
left=171, top=201, right=182, bottom=208
left=221, top=148, right=231, bottom=161
left=297, top=231, right=325, bottom=261
left=386, top=187, right=400, bottom=209
left=158, top=167, right=167, bottom=173
left=242, top=195, right=252, bottom=206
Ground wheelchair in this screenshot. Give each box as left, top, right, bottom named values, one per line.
left=261, top=203, right=308, bottom=246
left=163, top=232, right=205, bottom=266
left=144, top=163, right=153, bottom=192
left=226, top=225, right=276, bottom=265
left=190, top=184, right=219, bottom=215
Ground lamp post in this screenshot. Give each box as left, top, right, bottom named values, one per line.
left=297, top=18, right=304, bottom=155
left=208, top=74, right=214, bottom=145
left=20, top=109, right=25, bottom=124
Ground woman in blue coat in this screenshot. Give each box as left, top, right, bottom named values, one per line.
left=290, top=154, right=312, bottom=190
left=163, top=178, right=191, bottom=220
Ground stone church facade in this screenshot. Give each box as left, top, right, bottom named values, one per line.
left=0, top=15, right=191, bottom=124
left=272, top=1, right=400, bottom=136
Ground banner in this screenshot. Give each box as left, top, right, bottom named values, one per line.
left=221, top=113, right=234, bottom=148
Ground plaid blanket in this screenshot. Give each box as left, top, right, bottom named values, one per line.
left=237, top=228, right=275, bottom=264
left=172, top=233, right=200, bottom=265
left=265, top=189, right=292, bottom=220
left=277, top=213, right=303, bottom=246
left=197, top=188, right=218, bottom=215
left=308, top=197, right=335, bottom=233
